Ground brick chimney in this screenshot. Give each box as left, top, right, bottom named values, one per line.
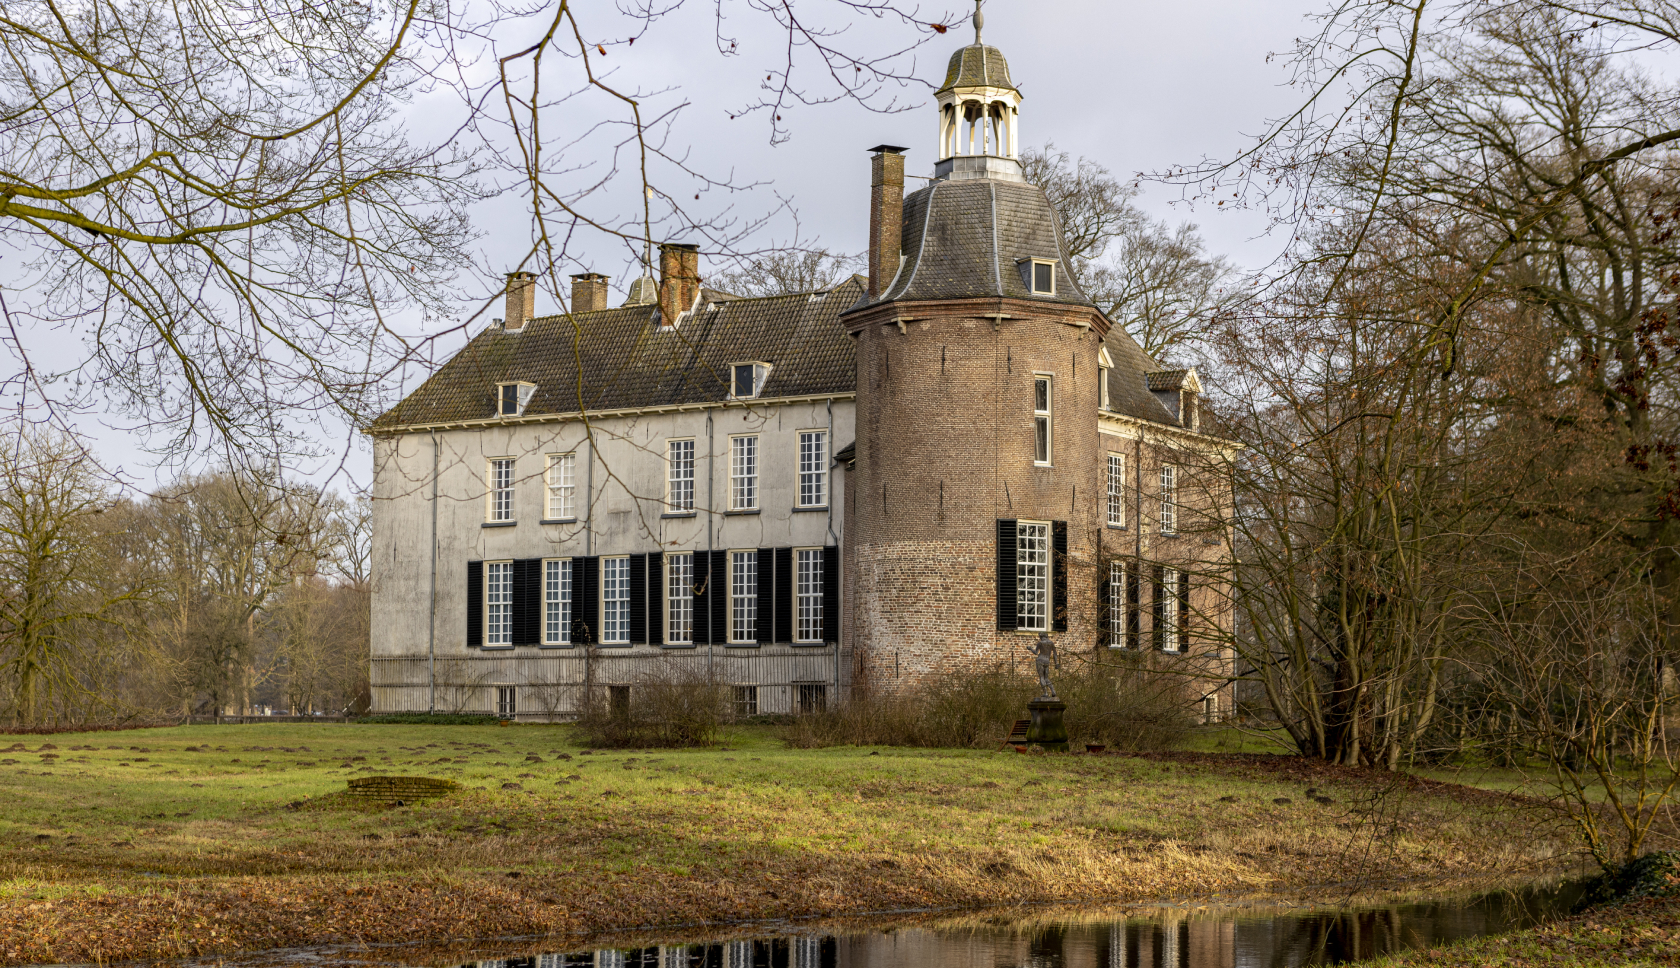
left=867, top=146, right=906, bottom=299
left=570, top=272, right=609, bottom=313
left=658, top=243, right=701, bottom=327
left=503, top=271, right=537, bottom=331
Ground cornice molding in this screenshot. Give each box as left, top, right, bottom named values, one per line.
left=367, top=392, right=857, bottom=437
left=1098, top=410, right=1244, bottom=455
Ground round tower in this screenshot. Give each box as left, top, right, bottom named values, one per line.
left=843, top=17, right=1110, bottom=692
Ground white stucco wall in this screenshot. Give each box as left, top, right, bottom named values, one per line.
left=368, top=397, right=854, bottom=714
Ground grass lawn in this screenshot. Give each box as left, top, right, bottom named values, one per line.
left=0, top=723, right=1574, bottom=965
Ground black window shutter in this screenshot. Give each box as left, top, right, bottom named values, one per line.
left=996, top=519, right=1018, bottom=631
left=628, top=554, right=647, bottom=644
left=576, top=556, right=599, bottom=645
left=755, top=548, right=774, bottom=644
left=1151, top=564, right=1165, bottom=651
left=466, top=560, right=483, bottom=648
left=1052, top=520, right=1068, bottom=632
left=821, top=545, right=840, bottom=642
left=1178, top=570, right=1192, bottom=653
left=647, top=554, right=664, bottom=646
left=693, top=552, right=711, bottom=644
left=774, top=548, right=794, bottom=642
left=709, top=550, right=729, bottom=645
left=512, top=558, right=541, bottom=646
left=1126, top=564, right=1141, bottom=649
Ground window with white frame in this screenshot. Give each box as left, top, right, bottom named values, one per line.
left=1098, top=364, right=1110, bottom=410
left=730, top=362, right=771, bottom=399
left=730, top=435, right=759, bottom=510
left=667, top=552, right=693, bottom=644
left=730, top=550, right=757, bottom=643
left=545, top=453, right=575, bottom=520
left=487, top=458, right=515, bottom=522
left=601, top=557, right=631, bottom=644
left=1016, top=521, right=1050, bottom=631
left=796, top=548, right=824, bottom=642
left=798, top=431, right=827, bottom=507
left=1030, top=259, right=1057, bottom=295
left=1109, top=561, right=1126, bottom=648
left=1033, top=376, right=1053, bottom=465
left=1106, top=453, right=1126, bottom=527
left=667, top=439, right=695, bottom=512
left=1160, top=463, right=1178, bottom=534
left=543, top=558, right=571, bottom=645
left=1161, top=566, right=1181, bottom=651
left=485, top=560, right=513, bottom=646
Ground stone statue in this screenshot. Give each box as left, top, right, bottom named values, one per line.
left=1032, top=631, right=1060, bottom=700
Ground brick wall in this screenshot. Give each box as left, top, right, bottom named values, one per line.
left=843, top=298, right=1105, bottom=690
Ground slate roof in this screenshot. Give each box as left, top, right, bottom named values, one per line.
left=849, top=178, right=1092, bottom=310
left=1101, top=326, right=1183, bottom=428
left=371, top=280, right=864, bottom=429
left=936, top=44, right=1018, bottom=95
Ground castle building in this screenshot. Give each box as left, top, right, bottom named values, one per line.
left=367, top=24, right=1239, bottom=721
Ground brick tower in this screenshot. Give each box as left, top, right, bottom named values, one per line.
left=842, top=13, right=1111, bottom=691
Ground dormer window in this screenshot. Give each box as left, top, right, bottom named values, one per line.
left=730, top=362, right=771, bottom=400
left=1097, top=345, right=1114, bottom=411
left=497, top=381, right=537, bottom=417
left=1017, top=259, right=1058, bottom=296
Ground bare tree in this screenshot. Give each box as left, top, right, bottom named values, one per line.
left=0, top=428, right=146, bottom=725
left=1021, top=144, right=1233, bottom=358
left=0, top=1, right=956, bottom=472
left=709, top=248, right=864, bottom=297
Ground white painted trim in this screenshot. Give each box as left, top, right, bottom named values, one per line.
left=1098, top=411, right=1243, bottom=455
left=369, top=391, right=857, bottom=436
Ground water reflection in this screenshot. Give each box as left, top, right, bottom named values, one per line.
left=468, top=882, right=1582, bottom=968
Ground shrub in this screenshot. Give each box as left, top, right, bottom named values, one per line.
left=574, top=659, right=730, bottom=749
left=785, top=655, right=1194, bottom=751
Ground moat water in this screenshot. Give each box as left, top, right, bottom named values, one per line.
left=68, top=880, right=1588, bottom=968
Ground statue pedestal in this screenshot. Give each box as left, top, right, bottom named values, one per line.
left=1025, top=699, right=1068, bottom=752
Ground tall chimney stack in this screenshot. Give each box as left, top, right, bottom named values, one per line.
left=570, top=272, right=610, bottom=313
left=867, top=146, right=906, bottom=299
left=658, top=243, right=701, bottom=327
left=503, top=271, right=537, bottom=331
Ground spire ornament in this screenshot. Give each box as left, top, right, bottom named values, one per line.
left=973, top=0, right=983, bottom=45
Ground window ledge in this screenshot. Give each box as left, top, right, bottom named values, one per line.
left=791, top=505, right=829, bottom=513
left=540, top=518, right=578, bottom=526
left=1107, top=524, right=1129, bottom=531
left=725, top=642, right=762, bottom=649
left=482, top=521, right=516, bottom=529
left=661, top=643, right=698, bottom=650
left=662, top=511, right=698, bottom=519
left=481, top=644, right=514, bottom=651
left=596, top=642, right=633, bottom=649
left=791, top=641, right=831, bottom=648
left=724, top=509, right=761, bottom=516
left=1033, top=462, right=1053, bottom=469
left=538, top=644, right=574, bottom=650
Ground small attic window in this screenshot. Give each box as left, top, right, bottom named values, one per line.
left=1017, top=258, right=1058, bottom=296
left=1032, top=261, right=1056, bottom=295
left=731, top=362, right=771, bottom=400
left=497, top=381, right=537, bottom=417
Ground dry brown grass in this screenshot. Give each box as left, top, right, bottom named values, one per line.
left=0, top=723, right=1574, bottom=964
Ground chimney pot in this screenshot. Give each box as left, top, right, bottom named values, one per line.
left=503, top=271, right=537, bottom=331
left=657, top=243, right=701, bottom=328
left=570, top=273, right=610, bottom=313
left=867, top=146, right=907, bottom=300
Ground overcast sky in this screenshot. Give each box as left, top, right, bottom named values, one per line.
left=40, top=0, right=1327, bottom=491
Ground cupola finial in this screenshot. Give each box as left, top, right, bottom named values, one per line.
left=973, top=0, right=983, bottom=44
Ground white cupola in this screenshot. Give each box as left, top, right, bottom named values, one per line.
left=933, top=1, right=1024, bottom=182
